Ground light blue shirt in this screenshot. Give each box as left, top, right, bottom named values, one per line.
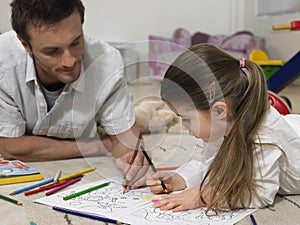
left=0, top=31, right=135, bottom=139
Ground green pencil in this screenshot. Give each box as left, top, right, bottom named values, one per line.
left=63, top=181, right=110, bottom=200
left=0, top=194, right=22, bottom=206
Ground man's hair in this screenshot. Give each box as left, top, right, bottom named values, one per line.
left=10, top=0, right=85, bottom=44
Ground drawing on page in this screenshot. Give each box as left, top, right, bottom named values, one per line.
left=54, top=182, right=152, bottom=213
left=35, top=178, right=255, bottom=225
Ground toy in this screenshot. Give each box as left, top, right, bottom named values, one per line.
left=134, top=99, right=180, bottom=133
left=249, top=49, right=285, bottom=79
left=268, top=91, right=292, bottom=115
left=272, top=20, right=300, bottom=31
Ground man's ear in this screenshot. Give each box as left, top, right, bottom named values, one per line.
left=17, top=35, right=32, bottom=54
left=211, top=101, right=228, bottom=119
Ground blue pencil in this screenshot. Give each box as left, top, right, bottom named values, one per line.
left=250, top=214, right=258, bottom=225
left=52, top=206, right=130, bottom=225
left=10, top=178, right=55, bottom=195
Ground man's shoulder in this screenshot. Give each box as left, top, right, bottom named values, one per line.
left=0, top=30, right=27, bottom=71
left=85, top=36, right=118, bottom=53
left=83, top=36, right=122, bottom=63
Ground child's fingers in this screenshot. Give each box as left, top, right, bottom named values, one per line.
left=153, top=197, right=178, bottom=210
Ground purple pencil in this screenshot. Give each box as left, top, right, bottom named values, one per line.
left=45, top=177, right=81, bottom=196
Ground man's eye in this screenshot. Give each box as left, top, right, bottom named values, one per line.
left=72, top=41, right=80, bottom=46
left=44, top=49, right=60, bottom=56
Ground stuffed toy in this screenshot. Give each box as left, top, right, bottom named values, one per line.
left=134, top=99, right=180, bottom=134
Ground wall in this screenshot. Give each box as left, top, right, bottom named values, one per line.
left=81, top=0, right=236, bottom=42
left=1, top=0, right=239, bottom=37
left=3, top=0, right=298, bottom=78
left=0, top=0, right=11, bottom=33
left=243, top=0, right=300, bottom=61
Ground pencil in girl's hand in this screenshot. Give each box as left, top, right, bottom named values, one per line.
left=140, top=146, right=168, bottom=193
left=122, top=133, right=142, bottom=194
left=0, top=194, right=22, bottom=206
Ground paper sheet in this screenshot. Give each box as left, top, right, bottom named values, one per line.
left=35, top=177, right=255, bottom=225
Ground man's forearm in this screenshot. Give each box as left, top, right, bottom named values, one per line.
left=0, top=135, right=112, bottom=162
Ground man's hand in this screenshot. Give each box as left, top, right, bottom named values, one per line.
left=110, top=124, right=149, bottom=189
left=116, top=150, right=149, bottom=189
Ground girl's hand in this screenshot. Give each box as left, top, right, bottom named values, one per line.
left=153, top=187, right=202, bottom=212
left=146, top=171, right=186, bottom=194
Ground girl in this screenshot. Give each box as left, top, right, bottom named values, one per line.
left=146, top=43, right=300, bottom=214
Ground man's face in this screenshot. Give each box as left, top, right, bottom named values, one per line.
left=22, top=12, right=85, bottom=87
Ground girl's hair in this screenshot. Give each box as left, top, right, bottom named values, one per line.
left=161, top=43, right=269, bottom=214
left=10, top=0, right=85, bottom=44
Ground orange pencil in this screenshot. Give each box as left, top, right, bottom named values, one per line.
left=122, top=133, right=142, bottom=194
left=157, top=166, right=179, bottom=171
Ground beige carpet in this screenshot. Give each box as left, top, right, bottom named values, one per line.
left=238, top=194, right=300, bottom=225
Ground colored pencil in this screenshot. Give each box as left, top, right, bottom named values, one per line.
left=0, top=194, right=22, bottom=205
left=58, top=167, right=95, bottom=182
left=63, top=181, right=110, bottom=200
left=24, top=180, right=70, bottom=196
left=10, top=178, right=55, bottom=195
left=140, top=146, right=168, bottom=193
left=46, top=177, right=81, bottom=196
left=250, top=214, right=258, bottom=225
left=54, top=169, right=62, bottom=183
left=52, top=206, right=130, bottom=224
left=29, top=222, right=37, bottom=225
left=123, top=133, right=142, bottom=194
left=157, top=166, right=179, bottom=171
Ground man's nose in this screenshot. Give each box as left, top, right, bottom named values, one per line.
left=61, top=50, right=76, bottom=67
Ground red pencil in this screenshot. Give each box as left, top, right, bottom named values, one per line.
left=24, top=180, right=70, bottom=196
left=272, top=20, right=300, bottom=31
left=45, top=177, right=81, bottom=196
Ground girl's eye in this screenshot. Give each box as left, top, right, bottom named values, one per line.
left=182, top=118, right=190, bottom=123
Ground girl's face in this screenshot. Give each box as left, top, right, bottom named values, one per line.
left=166, top=103, right=212, bottom=142
left=166, top=102, right=229, bottom=142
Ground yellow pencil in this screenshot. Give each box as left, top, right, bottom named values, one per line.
left=58, top=168, right=95, bottom=182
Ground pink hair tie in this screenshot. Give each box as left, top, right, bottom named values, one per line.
left=208, top=80, right=216, bottom=104
left=239, top=58, right=245, bottom=68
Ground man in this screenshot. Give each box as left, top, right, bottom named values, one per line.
left=0, top=0, right=147, bottom=188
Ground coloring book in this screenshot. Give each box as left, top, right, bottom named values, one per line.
left=0, top=160, right=42, bottom=185
left=35, top=177, right=255, bottom=225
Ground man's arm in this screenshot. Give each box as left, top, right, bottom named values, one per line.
left=0, top=135, right=112, bottom=162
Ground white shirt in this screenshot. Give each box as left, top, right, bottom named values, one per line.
left=0, top=31, right=135, bottom=139
left=177, top=106, right=300, bottom=207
